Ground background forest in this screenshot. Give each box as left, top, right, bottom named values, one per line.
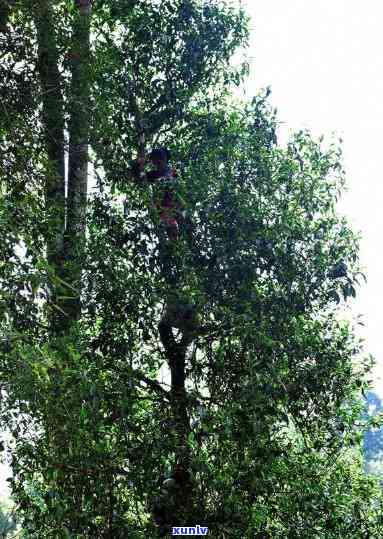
left=0, top=0, right=383, bottom=537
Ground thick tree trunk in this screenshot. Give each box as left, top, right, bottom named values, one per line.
left=64, top=0, right=91, bottom=325
left=33, top=1, right=67, bottom=332
left=33, top=3, right=91, bottom=528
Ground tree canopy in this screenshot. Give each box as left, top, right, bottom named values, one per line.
left=0, top=0, right=382, bottom=537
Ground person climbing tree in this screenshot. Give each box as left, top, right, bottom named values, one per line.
left=130, top=147, right=184, bottom=241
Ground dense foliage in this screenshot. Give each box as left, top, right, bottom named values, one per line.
left=0, top=0, right=382, bottom=537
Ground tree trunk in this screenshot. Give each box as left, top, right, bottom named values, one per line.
left=33, top=1, right=66, bottom=332
left=64, top=0, right=91, bottom=326
left=158, top=308, right=195, bottom=527
left=33, top=2, right=91, bottom=528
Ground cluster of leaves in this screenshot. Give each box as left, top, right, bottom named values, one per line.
left=91, top=0, right=249, bottom=194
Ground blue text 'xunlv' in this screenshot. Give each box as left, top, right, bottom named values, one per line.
left=171, top=526, right=208, bottom=535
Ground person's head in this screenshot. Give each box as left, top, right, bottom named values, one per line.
left=150, top=148, right=170, bottom=171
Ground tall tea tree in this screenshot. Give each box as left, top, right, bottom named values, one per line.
left=0, top=0, right=250, bottom=535
left=4, top=92, right=381, bottom=536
